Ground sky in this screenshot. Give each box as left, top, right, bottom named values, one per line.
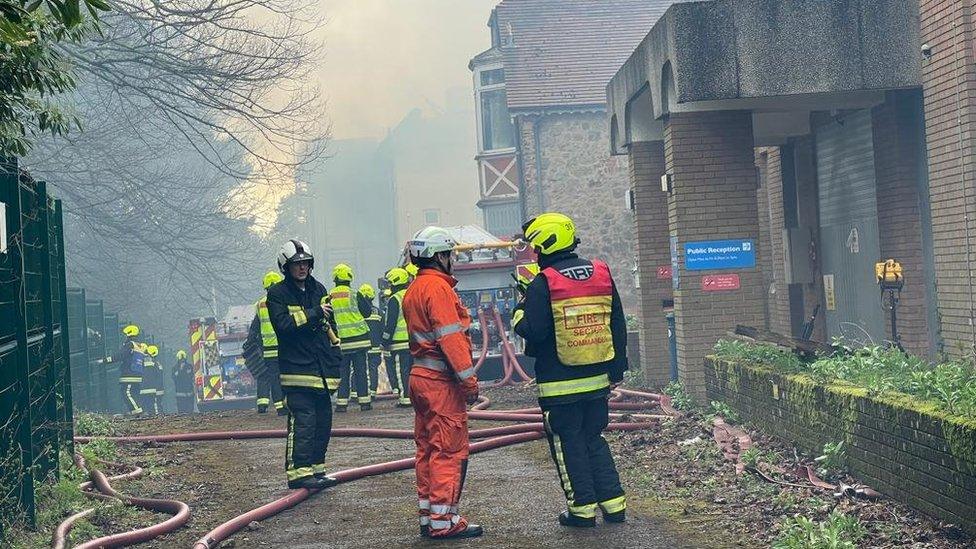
left=316, top=0, right=500, bottom=140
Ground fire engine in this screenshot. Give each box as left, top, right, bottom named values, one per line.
left=187, top=305, right=257, bottom=411
left=398, top=225, right=538, bottom=380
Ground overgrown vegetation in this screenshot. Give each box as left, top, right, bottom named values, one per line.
left=772, top=511, right=867, bottom=549
left=663, top=380, right=695, bottom=411
left=713, top=339, right=976, bottom=419
left=815, top=441, right=846, bottom=478
left=1, top=413, right=125, bottom=548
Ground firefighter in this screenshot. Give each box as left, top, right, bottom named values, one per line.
left=267, top=239, right=342, bottom=490
left=253, top=271, right=286, bottom=415
left=140, top=342, right=159, bottom=416
left=116, top=324, right=145, bottom=416
left=512, top=212, right=628, bottom=527
left=383, top=267, right=413, bottom=407
left=147, top=345, right=164, bottom=414
left=358, top=284, right=384, bottom=396
left=173, top=350, right=195, bottom=414
left=402, top=226, right=482, bottom=539
left=330, top=263, right=372, bottom=412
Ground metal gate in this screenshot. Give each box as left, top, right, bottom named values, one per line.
left=815, top=110, right=885, bottom=345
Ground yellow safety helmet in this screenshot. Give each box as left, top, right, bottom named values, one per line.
left=522, top=212, right=578, bottom=255
left=332, top=263, right=354, bottom=282
left=405, top=263, right=419, bottom=278
left=123, top=324, right=140, bottom=337
left=263, top=270, right=284, bottom=290
left=147, top=345, right=159, bottom=357
left=385, top=267, right=410, bottom=286
left=176, top=350, right=187, bottom=360
left=358, top=283, right=376, bottom=299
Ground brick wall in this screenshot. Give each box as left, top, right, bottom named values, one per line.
left=629, top=141, right=672, bottom=387
left=517, top=112, right=637, bottom=310
left=872, top=93, right=934, bottom=358
left=920, top=0, right=976, bottom=357
left=705, top=357, right=976, bottom=536
left=665, top=111, right=766, bottom=399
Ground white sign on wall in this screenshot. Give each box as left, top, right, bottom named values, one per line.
left=0, top=201, right=7, bottom=254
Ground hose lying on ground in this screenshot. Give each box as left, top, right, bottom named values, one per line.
left=60, top=388, right=668, bottom=548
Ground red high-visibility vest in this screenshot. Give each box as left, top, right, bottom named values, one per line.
left=541, top=260, right=615, bottom=366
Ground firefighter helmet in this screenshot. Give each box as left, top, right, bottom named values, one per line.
left=408, top=226, right=456, bottom=259
left=123, top=324, right=140, bottom=337
left=277, top=239, right=314, bottom=272
left=147, top=345, right=159, bottom=357
left=332, top=263, right=354, bottom=282
left=176, top=350, right=187, bottom=360
left=263, top=270, right=284, bottom=290
left=358, top=283, right=376, bottom=299
left=522, top=212, right=578, bottom=255
left=385, top=267, right=409, bottom=286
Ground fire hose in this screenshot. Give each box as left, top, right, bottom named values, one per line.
left=58, top=388, right=669, bottom=548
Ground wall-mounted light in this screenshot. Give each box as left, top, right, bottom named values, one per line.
left=661, top=173, right=673, bottom=194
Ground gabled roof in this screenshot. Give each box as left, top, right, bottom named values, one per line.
left=493, top=0, right=675, bottom=111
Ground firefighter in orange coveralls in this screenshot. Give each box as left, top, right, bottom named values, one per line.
left=513, top=212, right=628, bottom=528
left=402, top=226, right=483, bottom=540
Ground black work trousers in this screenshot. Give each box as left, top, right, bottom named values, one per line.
left=384, top=352, right=400, bottom=394
left=390, top=350, right=413, bottom=404
left=542, top=396, right=625, bottom=517
left=120, top=383, right=143, bottom=415
left=175, top=394, right=194, bottom=414
left=337, top=349, right=370, bottom=405
left=256, top=358, right=284, bottom=410
left=284, top=388, right=333, bottom=482
left=367, top=350, right=383, bottom=394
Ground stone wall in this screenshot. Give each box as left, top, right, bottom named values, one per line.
left=517, top=111, right=637, bottom=310
left=705, top=357, right=976, bottom=536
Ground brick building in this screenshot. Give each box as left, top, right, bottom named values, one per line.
left=608, top=0, right=974, bottom=397
left=468, top=0, right=675, bottom=306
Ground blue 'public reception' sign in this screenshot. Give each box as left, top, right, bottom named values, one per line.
left=684, top=239, right=756, bottom=271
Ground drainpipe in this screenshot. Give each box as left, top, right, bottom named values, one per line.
left=533, top=115, right=546, bottom=213
left=513, top=116, right=529, bottom=224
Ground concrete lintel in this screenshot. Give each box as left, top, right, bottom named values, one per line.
left=607, top=0, right=922, bottom=148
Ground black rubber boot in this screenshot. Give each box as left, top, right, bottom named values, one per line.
left=334, top=404, right=347, bottom=413
left=432, top=524, right=484, bottom=539
left=558, top=511, right=596, bottom=528
left=288, top=476, right=330, bottom=490
left=603, top=510, right=626, bottom=523
left=277, top=408, right=288, bottom=416
left=360, top=403, right=373, bottom=412
left=312, top=474, right=340, bottom=488
left=257, top=405, right=268, bottom=414
left=420, top=524, right=430, bottom=537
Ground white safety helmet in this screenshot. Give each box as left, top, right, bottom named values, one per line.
left=277, top=239, right=315, bottom=272
left=408, top=226, right=456, bottom=259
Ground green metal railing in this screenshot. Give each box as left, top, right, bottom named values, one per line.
left=0, top=157, right=71, bottom=530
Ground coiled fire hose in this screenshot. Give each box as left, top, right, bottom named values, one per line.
left=59, top=388, right=668, bottom=548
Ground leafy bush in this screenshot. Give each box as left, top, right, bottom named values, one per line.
left=708, top=400, right=740, bottom=424
left=773, top=511, right=866, bottom=549
left=815, top=441, right=845, bottom=478
left=663, top=381, right=695, bottom=411
left=74, top=412, right=116, bottom=437
left=713, top=340, right=976, bottom=419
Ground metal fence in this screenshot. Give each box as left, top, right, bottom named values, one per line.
left=0, top=157, right=71, bottom=529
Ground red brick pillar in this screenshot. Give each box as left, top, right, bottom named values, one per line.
left=629, top=141, right=672, bottom=388
left=920, top=0, right=976, bottom=357
left=664, top=111, right=766, bottom=399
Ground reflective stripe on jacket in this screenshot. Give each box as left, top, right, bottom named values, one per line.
left=388, top=289, right=409, bottom=351
left=256, top=296, right=278, bottom=358
left=402, top=269, right=477, bottom=386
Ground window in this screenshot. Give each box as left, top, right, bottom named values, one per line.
left=480, top=68, right=505, bottom=86
left=483, top=202, right=522, bottom=237
left=474, top=64, right=516, bottom=153
left=424, top=209, right=441, bottom=225
left=480, top=89, right=515, bottom=151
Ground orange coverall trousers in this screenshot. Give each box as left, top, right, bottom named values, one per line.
left=411, top=374, right=470, bottom=537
